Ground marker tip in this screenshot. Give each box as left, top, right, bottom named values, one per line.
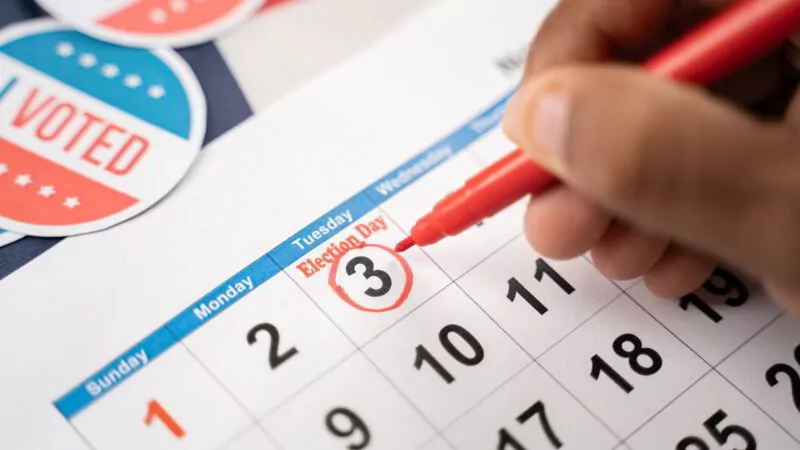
left=395, top=237, right=416, bottom=253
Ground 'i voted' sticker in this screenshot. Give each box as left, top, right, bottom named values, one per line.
left=0, top=229, right=23, bottom=248
left=34, top=0, right=266, bottom=48
left=0, top=20, right=206, bottom=237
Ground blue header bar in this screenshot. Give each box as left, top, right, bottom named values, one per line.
left=167, top=255, right=280, bottom=340
left=269, top=193, right=376, bottom=268
left=55, top=328, right=175, bottom=418
left=366, top=91, right=513, bottom=204
left=53, top=89, right=513, bottom=419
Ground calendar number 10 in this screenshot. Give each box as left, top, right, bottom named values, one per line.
left=414, top=324, right=484, bottom=384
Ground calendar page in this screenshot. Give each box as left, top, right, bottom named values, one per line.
left=1, top=0, right=799, bottom=449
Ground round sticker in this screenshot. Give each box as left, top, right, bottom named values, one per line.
left=0, top=20, right=206, bottom=237
left=328, top=243, right=414, bottom=313
left=0, top=230, right=24, bottom=248
left=34, top=0, right=265, bottom=48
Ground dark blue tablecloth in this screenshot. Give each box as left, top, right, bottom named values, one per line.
left=0, top=0, right=254, bottom=280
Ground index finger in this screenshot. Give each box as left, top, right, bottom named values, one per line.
left=526, top=0, right=673, bottom=76
left=527, top=0, right=737, bottom=76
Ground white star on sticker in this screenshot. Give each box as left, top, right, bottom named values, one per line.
left=64, top=197, right=81, bottom=209
left=14, top=174, right=32, bottom=187
left=147, top=85, right=166, bottom=99
left=55, top=42, right=74, bottom=57
left=124, top=74, right=143, bottom=88
left=150, top=8, right=168, bottom=24
left=171, top=0, right=188, bottom=13
left=38, top=186, right=56, bottom=198
left=78, top=53, right=98, bottom=68
left=0, top=164, right=8, bottom=176
left=101, top=64, right=120, bottom=78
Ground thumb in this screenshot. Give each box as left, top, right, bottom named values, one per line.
left=502, top=65, right=800, bottom=289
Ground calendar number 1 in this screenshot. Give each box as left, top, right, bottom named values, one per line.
left=507, top=258, right=574, bottom=315
left=144, top=399, right=185, bottom=438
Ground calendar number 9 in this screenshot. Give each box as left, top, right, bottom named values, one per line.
left=325, top=407, right=371, bottom=449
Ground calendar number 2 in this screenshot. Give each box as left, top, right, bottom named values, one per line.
left=144, top=399, right=185, bottom=438
left=247, top=322, right=299, bottom=369
left=590, top=333, right=663, bottom=393
left=507, top=258, right=574, bottom=315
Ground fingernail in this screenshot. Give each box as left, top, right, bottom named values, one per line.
left=531, top=88, right=571, bottom=171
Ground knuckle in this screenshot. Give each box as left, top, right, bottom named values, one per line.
left=592, top=106, right=663, bottom=206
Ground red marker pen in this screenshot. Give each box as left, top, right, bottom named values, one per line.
left=396, top=0, right=800, bottom=253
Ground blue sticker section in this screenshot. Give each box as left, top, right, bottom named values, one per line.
left=366, top=92, right=513, bottom=204
left=55, top=328, right=176, bottom=418
left=53, top=90, right=512, bottom=419
left=0, top=229, right=5, bottom=235
left=0, top=76, right=17, bottom=100
left=1, top=30, right=191, bottom=138
left=167, top=256, right=280, bottom=339
left=269, top=193, right=376, bottom=269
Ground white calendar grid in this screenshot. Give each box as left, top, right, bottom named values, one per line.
left=52, top=92, right=800, bottom=450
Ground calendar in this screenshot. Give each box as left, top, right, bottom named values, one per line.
left=1, top=0, right=799, bottom=449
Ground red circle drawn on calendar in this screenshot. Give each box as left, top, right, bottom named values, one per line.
left=328, top=243, right=414, bottom=313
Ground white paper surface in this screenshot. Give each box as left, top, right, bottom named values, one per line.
left=1, top=1, right=797, bottom=449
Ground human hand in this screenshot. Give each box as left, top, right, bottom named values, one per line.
left=502, top=0, right=800, bottom=311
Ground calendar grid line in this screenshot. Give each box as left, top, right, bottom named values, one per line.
left=714, top=311, right=785, bottom=369
left=437, top=360, right=535, bottom=431
left=619, top=367, right=715, bottom=443
left=66, top=418, right=98, bottom=450
left=534, top=290, right=625, bottom=360
left=47, top=76, right=800, bottom=448
left=709, top=311, right=800, bottom=445
left=533, top=360, right=624, bottom=445
left=52, top=89, right=516, bottom=421
left=213, top=425, right=282, bottom=450
left=380, top=209, right=625, bottom=445
left=336, top=263, right=452, bottom=349
left=623, top=290, right=715, bottom=366
left=620, top=287, right=798, bottom=446
left=255, top=348, right=359, bottom=422
left=358, top=348, right=448, bottom=445
left=274, top=260, right=446, bottom=443
left=372, top=209, right=541, bottom=448
left=174, top=340, right=286, bottom=450
left=713, top=365, right=800, bottom=446
left=528, top=294, right=627, bottom=443
left=415, top=436, right=455, bottom=450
